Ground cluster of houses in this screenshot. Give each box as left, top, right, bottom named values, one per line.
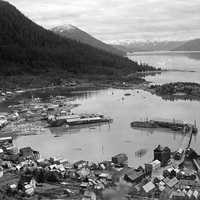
left=0, top=139, right=134, bottom=199
left=1, top=136, right=200, bottom=199
left=1, top=138, right=200, bottom=200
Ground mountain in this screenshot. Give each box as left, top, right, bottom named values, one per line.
left=0, top=0, right=154, bottom=81
left=173, top=39, right=200, bottom=51
left=52, top=25, right=125, bottom=56
left=112, top=41, right=186, bottom=53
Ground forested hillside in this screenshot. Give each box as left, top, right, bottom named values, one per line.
left=0, top=1, right=155, bottom=76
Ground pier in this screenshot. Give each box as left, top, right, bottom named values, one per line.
left=131, top=118, right=198, bottom=134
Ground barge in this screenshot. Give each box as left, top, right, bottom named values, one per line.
left=66, top=115, right=112, bottom=126
left=131, top=118, right=198, bottom=134
left=48, top=113, right=112, bottom=127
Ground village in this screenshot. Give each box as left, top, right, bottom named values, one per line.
left=0, top=93, right=199, bottom=199
left=0, top=135, right=200, bottom=200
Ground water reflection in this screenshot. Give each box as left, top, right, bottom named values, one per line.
left=135, top=148, right=148, bottom=158
left=8, top=88, right=104, bottom=104
left=129, top=52, right=200, bottom=84
left=130, top=51, right=200, bottom=61
left=49, top=122, right=111, bottom=137
left=183, top=52, right=200, bottom=61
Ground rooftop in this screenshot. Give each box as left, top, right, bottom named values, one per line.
left=143, top=181, right=155, bottom=193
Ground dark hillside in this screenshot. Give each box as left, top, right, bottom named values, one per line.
left=0, top=1, right=155, bottom=77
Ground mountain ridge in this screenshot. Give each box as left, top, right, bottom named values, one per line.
left=51, top=24, right=126, bottom=56
left=112, top=41, right=186, bottom=53
left=173, top=39, right=200, bottom=51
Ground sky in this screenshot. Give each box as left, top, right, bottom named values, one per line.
left=8, top=0, right=200, bottom=43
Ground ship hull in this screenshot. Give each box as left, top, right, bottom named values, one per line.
left=48, top=118, right=112, bottom=127
left=67, top=118, right=112, bottom=126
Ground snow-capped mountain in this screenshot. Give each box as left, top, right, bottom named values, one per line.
left=52, top=25, right=126, bottom=56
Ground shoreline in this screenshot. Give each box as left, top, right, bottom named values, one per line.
left=4, top=67, right=193, bottom=104
left=0, top=78, right=150, bottom=104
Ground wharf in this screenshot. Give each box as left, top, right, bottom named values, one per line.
left=131, top=118, right=198, bottom=134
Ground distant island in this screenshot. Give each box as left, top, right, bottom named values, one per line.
left=149, top=82, right=200, bottom=101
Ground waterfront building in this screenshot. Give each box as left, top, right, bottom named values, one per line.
left=112, top=153, right=128, bottom=166
left=124, top=169, right=145, bottom=183
left=154, top=145, right=171, bottom=167
left=145, top=160, right=161, bottom=175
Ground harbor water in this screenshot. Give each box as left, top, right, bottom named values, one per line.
left=11, top=51, right=200, bottom=167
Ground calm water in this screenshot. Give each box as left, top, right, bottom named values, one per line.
left=129, top=51, right=200, bottom=84
left=13, top=52, right=200, bottom=167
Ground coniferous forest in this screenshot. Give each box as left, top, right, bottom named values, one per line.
left=0, top=1, right=155, bottom=88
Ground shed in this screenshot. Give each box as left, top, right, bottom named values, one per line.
left=165, top=177, right=179, bottom=188
left=112, top=153, right=128, bottom=166
left=124, top=169, right=145, bottom=183
left=170, top=191, right=185, bottom=200
left=150, top=160, right=161, bottom=169
left=145, top=160, right=161, bottom=174
left=142, top=181, right=155, bottom=193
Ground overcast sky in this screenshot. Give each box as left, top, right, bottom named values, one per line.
left=8, top=0, right=200, bottom=43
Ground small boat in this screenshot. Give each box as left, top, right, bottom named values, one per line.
left=124, top=93, right=131, bottom=96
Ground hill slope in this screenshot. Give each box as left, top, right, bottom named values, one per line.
left=52, top=25, right=125, bottom=56
left=0, top=0, right=154, bottom=81
left=173, top=39, right=200, bottom=51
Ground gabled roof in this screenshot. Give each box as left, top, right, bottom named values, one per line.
left=143, top=182, right=155, bottom=193
left=125, top=169, right=144, bottom=181
left=166, top=177, right=179, bottom=188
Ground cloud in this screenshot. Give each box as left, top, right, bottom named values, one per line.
left=8, top=0, right=200, bottom=43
